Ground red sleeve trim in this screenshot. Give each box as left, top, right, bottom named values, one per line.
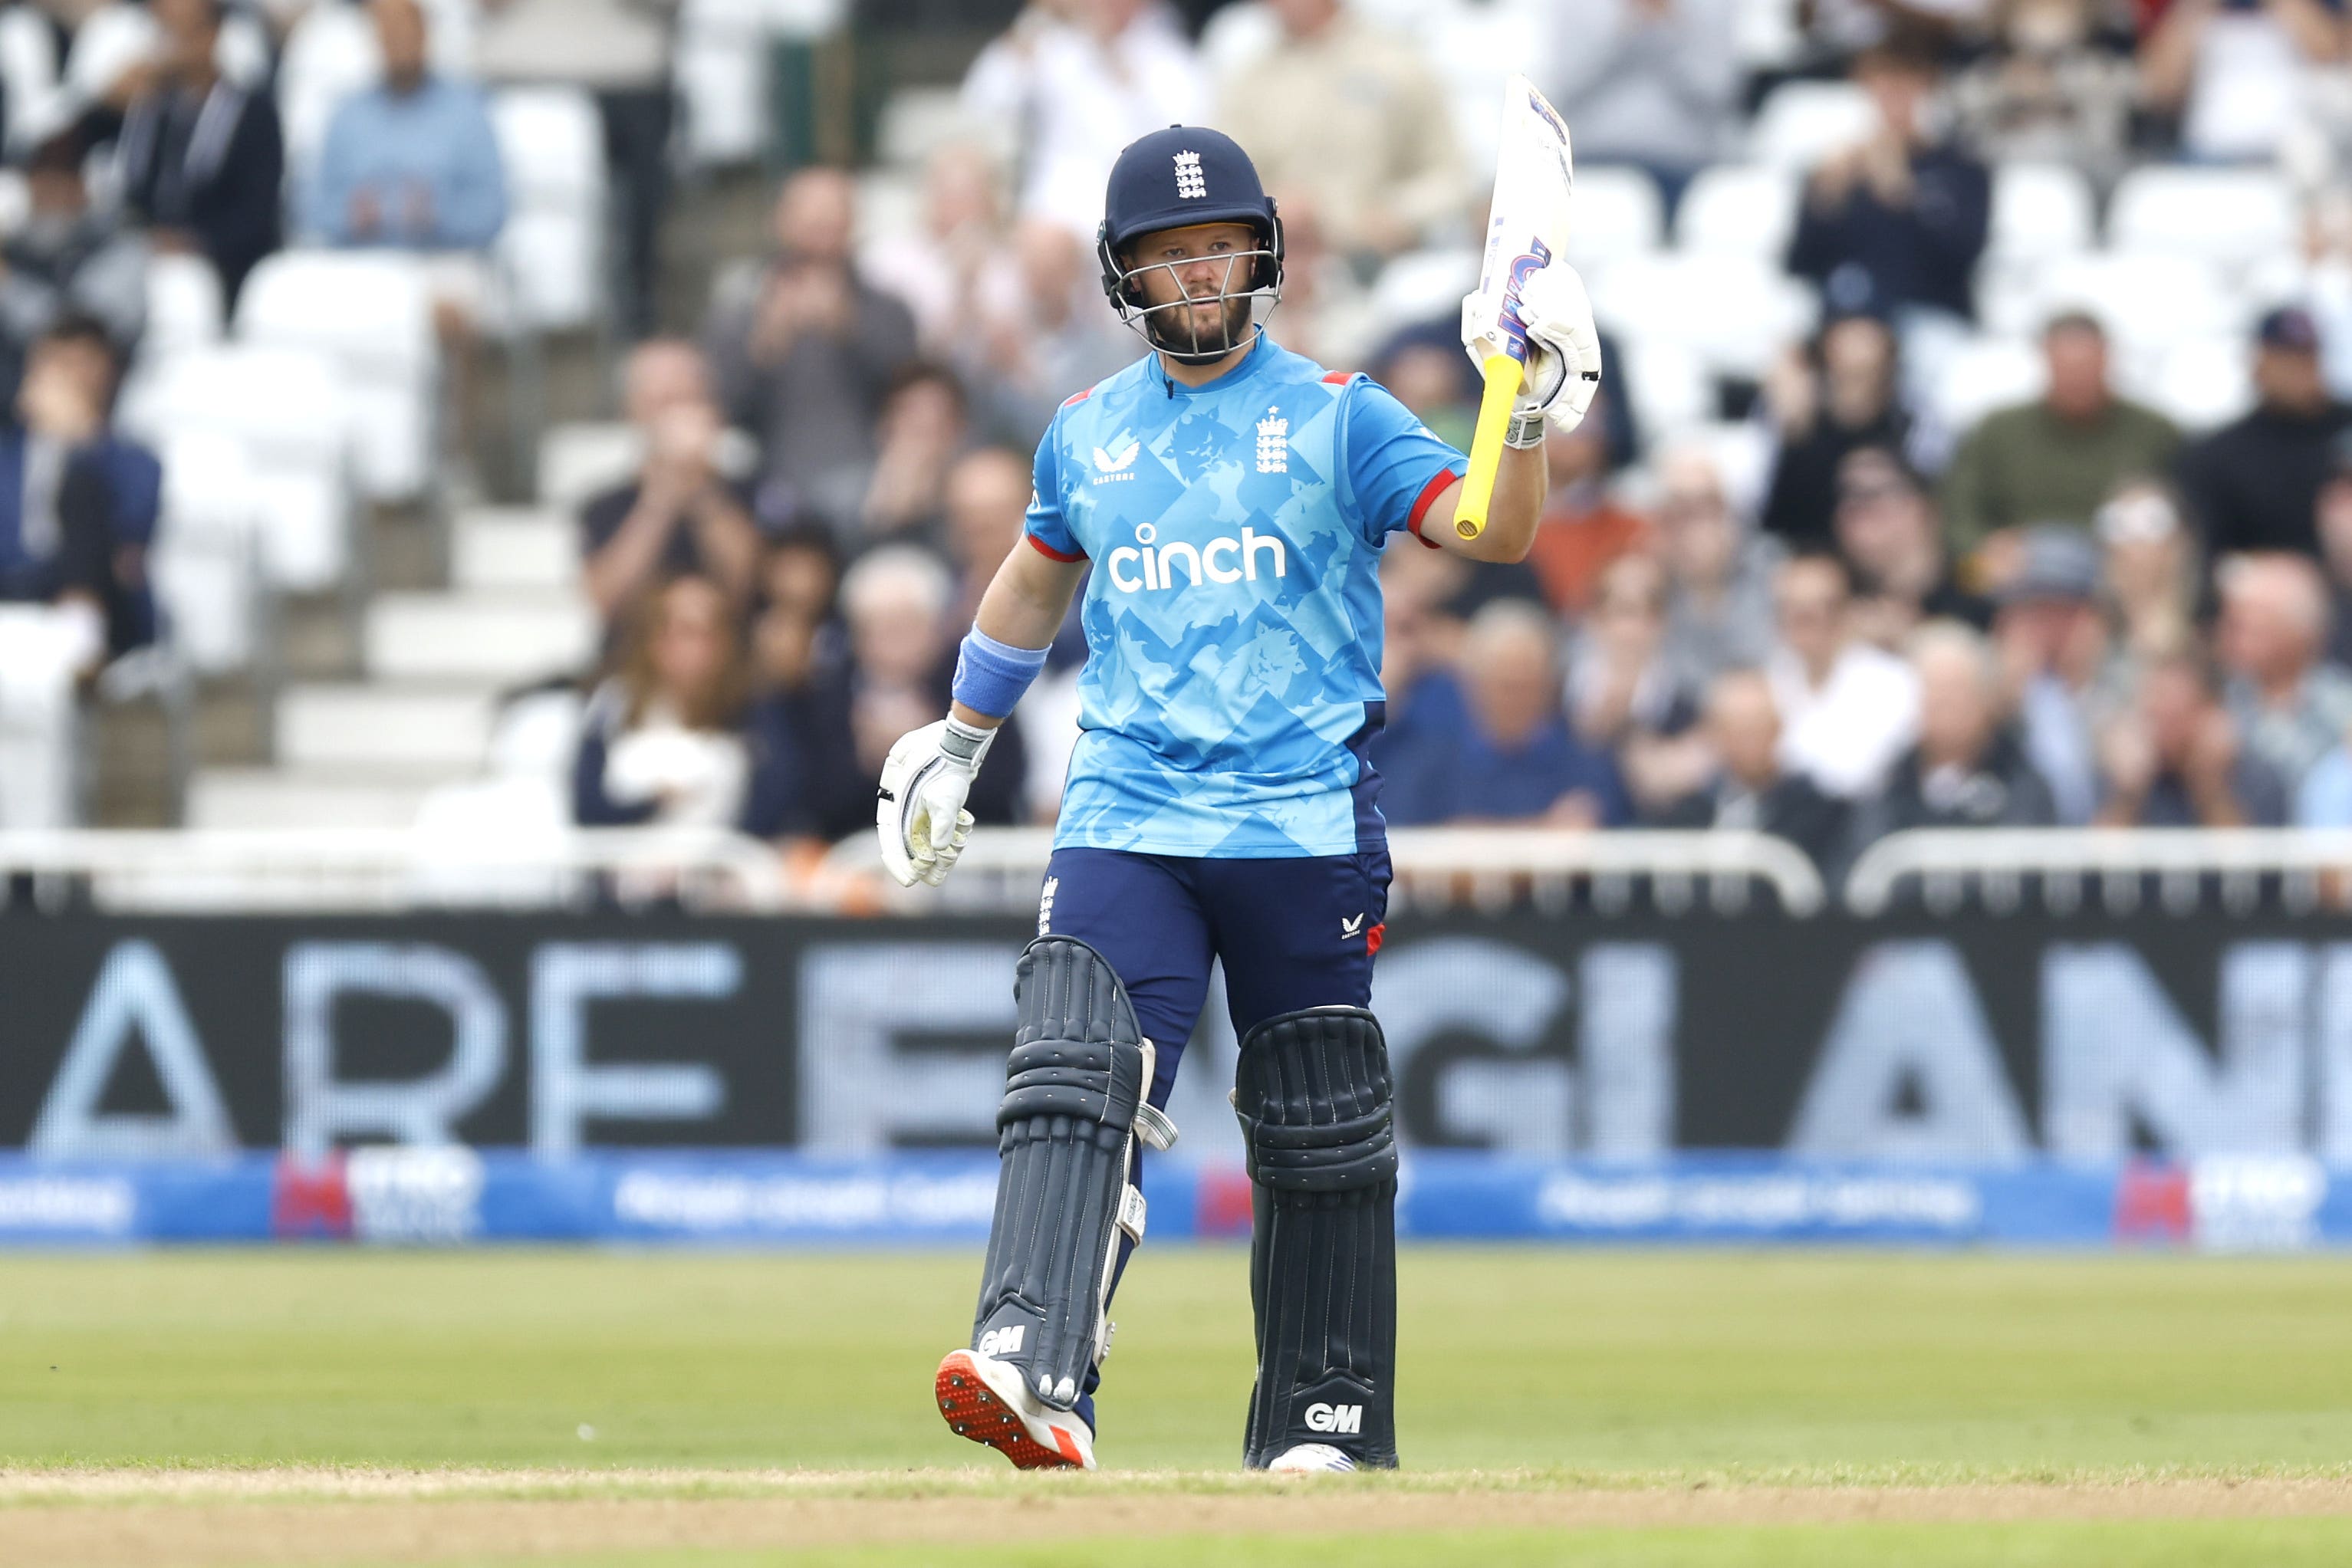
left=1404, top=466, right=1460, bottom=549
left=1061, top=388, right=1094, bottom=408
left=1026, top=532, right=1086, bottom=563
left=1321, top=370, right=1352, bottom=384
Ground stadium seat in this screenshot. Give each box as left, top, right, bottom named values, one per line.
left=1588, top=252, right=1817, bottom=382
left=1564, top=166, right=1665, bottom=274
left=1931, top=337, right=2047, bottom=439
left=453, top=508, right=578, bottom=593
left=1613, top=337, right=1713, bottom=442
left=1368, top=247, right=1481, bottom=330
left=119, top=345, right=354, bottom=593
left=1746, top=81, right=1873, bottom=170
left=874, top=87, right=975, bottom=172
left=143, top=252, right=225, bottom=358
left=146, top=432, right=262, bottom=677
left=365, top=590, right=597, bottom=683
left=2108, top=166, right=2298, bottom=279
left=1989, top=163, right=2095, bottom=263
left=278, top=683, right=498, bottom=774
left=276, top=0, right=380, bottom=185
left=491, top=87, right=607, bottom=334
left=1674, top=164, right=1801, bottom=261
left=538, top=422, right=643, bottom=514
left=0, top=5, right=56, bottom=152
left=237, top=250, right=439, bottom=503
left=2016, top=252, right=2246, bottom=350
left=187, top=769, right=438, bottom=830
left=674, top=0, right=771, bottom=167
left=2130, top=334, right=2255, bottom=431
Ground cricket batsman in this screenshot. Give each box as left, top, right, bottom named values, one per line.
left=876, top=125, right=1600, bottom=1472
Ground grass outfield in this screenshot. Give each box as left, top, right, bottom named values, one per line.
left=0, top=1248, right=2350, bottom=1564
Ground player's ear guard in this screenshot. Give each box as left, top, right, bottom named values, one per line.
left=1233, top=1007, right=1400, bottom=1469
left=971, top=938, right=1176, bottom=1412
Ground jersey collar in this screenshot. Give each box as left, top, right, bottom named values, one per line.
left=1147, top=332, right=1273, bottom=399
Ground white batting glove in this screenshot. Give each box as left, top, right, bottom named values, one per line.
left=1460, top=261, right=1604, bottom=445
left=876, top=717, right=995, bottom=888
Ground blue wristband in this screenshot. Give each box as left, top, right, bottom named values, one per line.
left=951, top=626, right=1049, bottom=719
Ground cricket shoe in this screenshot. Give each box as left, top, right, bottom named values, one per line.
left=935, top=1349, right=1097, bottom=1470
left=1266, top=1443, right=1357, bottom=1473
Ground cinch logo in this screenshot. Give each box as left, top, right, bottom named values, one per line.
left=978, top=1325, right=1026, bottom=1357
left=1174, top=150, right=1206, bottom=199
left=1107, top=522, right=1286, bottom=593
left=1255, top=406, right=1288, bottom=474
left=1304, top=1402, right=1362, bottom=1435
left=1091, top=437, right=1140, bottom=484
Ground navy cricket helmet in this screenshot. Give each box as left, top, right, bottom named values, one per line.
left=1096, top=125, right=1285, bottom=314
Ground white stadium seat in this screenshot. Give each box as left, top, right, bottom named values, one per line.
left=276, top=0, right=380, bottom=186
left=147, top=432, right=263, bottom=676
left=1589, top=252, right=1817, bottom=382
left=674, top=0, right=771, bottom=166
left=1989, top=163, right=2095, bottom=263
left=538, top=422, right=644, bottom=514
left=1674, top=164, right=1801, bottom=261
left=1564, top=166, right=1664, bottom=273
left=1931, top=337, right=2046, bottom=438
left=142, top=252, right=224, bottom=358
left=1369, top=247, right=1480, bottom=329
left=2108, top=166, right=2299, bottom=278
left=1615, top=337, right=1713, bottom=442
left=2129, top=335, right=2256, bottom=432
left=120, top=346, right=354, bottom=593
left=237, top=250, right=439, bottom=503
left=2019, top=252, right=2246, bottom=349
left=1746, top=81, right=1873, bottom=170
left=491, top=87, right=607, bottom=333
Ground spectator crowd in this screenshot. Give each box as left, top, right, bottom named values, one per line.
left=13, top=0, right=2352, bottom=899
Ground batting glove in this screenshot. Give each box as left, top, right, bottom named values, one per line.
left=876, top=717, right=994, bottom=888
left=1461, top=261, right=1604, bottom=445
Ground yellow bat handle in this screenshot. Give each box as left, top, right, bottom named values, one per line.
left=1452, top=352, right=1524, bottom=541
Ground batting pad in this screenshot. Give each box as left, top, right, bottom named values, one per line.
left=1234, top=1006, right=1400, bottom=1469
left=970, top=936, right=1175, bottom=1412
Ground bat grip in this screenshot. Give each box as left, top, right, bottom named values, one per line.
left=1452, top=351, right=1525, bottom=542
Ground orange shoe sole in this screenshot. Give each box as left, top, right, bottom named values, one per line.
left=935, top=1350, right=1088, bottom=1469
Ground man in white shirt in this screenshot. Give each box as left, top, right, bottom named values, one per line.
left=1767, top=551, right=1921, bottom=798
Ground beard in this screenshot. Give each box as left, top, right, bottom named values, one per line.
left=1140, top=288, right=1258, bottom=362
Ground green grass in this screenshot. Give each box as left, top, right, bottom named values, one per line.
left=5, top=1249, right=2352, bottom=1564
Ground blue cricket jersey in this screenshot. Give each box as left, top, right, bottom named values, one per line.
left=1025, top=334, right=1469, bottom=858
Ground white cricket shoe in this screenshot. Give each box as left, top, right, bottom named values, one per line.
left=1267, top=1442, right=1357, bottom=1473
left=935, top=1348, right=1097, bottom=1470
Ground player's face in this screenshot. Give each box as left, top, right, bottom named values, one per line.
left=1126, top=222, right=1262, bottom=357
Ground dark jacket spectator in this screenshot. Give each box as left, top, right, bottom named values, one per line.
left=1650, top=668, right=1849, bottom=873
left=1842, top=622, right=2058, bottom=866
left=1787, top=39, right=1991, bottom=324
left=20, top=318, right=159, bottom=654
left=2097, top=642, right=2290, bottom=828
left=0, top=129, right=146, bottom=403
left=702, top=169, right=922, bottom=531
left=2176, top=307, right=2352, bottom=561
left=1833, top=446, right=1992, bottom=649
left=1762, top=314, right=1910, bottom=548
left=117, top=0, right=285, bottom=309
left=1939, top=313, right=2179, bottom=558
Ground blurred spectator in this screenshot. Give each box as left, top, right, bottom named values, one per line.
left=117, top=0, right=285, bottom=308
left=2140, top=0, right=2347, bottom=163
left=1993, top=528, right=2115, bottom=825
left=2216, top=551, right=2352, bottom=791
left=28, top=315, right=159, bottom=657
left=1652, top=442, right=1785, bottom=691
left=1526, top=408, right=1648, bottom=618
left=1371, top=334, right=1478, bottom=454
left=1216, top=0, right=1464, bottom=262
left=2097, top=639, right=2287, bottom=827
left=962, top=219, right=1129, bottom=448
left=1951, top=0, right=2138, bottom=179
left=856, top=363, right=969, bottom=550
left=750, top=521, right=842, bottom=701
left=1939, top=312, right=2179, bottom=561
left=1544, top=0, right=1741, bottom=215
left=1370, top=542, right=1469, bottom=817
left=572, top=573, right=807, bottom=837
left=1571, top=552, right=1712, bottom=816
left=1833, top=445, right=1990, bottom=648
left=861, top=145, right=1023, bottom=357
left=1761, top=313, right=1910, bottom=548
left=960, top=0, right=1204, bottom=237
left=1787, top=36, right=1990, bottom=330
left=702, top=169, right=922, bottom=531
left=2317, top=439, right=2352, bottom=666
left=1844, top=621, right=2057, bottom=864
left=941, top=446, right=1031, bottom=629
left=2176, top=307, right=2352, bottom=560
left=830, top=544, right=1029, bottom=833
left=0, top=126, right=145, bottom=402
left=1381, top=600, right=1630, bottom=828
left=304, top=0, right=507, bottom=258
left=1799, top=0, right=1988, bottom=64
left=2097, top=479, right=2198, bottom=662
left=1768, top=551, right=1921, bottom=798
left=1650, top=667, right=1850, bottom=872
left=579, top=339, right=761, bottom=627
left=475, top=0, right=678, bottom=340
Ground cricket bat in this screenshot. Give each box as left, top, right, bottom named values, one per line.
left=1453, top=75, right=1576, bottom=542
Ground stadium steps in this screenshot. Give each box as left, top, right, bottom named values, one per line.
left=276, top=684, right=502, bottom=773
left=365, top=589, right=597, bottom=684
left=452, top=508, right=577, bottom=593
left=186, top=768, right=439, bottom=830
